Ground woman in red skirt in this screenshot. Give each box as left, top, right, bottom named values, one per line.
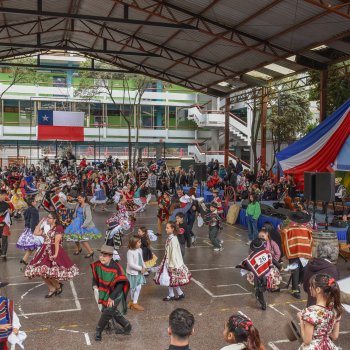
left=24, top=212, right=79, bottom=298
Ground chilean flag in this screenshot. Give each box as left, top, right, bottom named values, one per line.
left=38, top=110, right=84, bottom=141
left=276, top=99, right=350, bottom=188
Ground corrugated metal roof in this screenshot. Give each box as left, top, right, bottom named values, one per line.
left=0, top=0, right=348, bottom=96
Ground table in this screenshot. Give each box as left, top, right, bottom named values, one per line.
left=238, top=208, right=283, bottom=231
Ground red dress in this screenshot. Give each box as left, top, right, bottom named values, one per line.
left=25, top=225, right=79, bottom=281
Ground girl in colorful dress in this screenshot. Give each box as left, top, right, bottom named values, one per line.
left=24, top=212, right=79, bottom=298
left=63, top=193, right=101, bottom=258
left=126, top=236, right=146, bottom=311
left=123, top=183, right=139, bottom=213
left=16, top=197, right=42, bottom=266
left=90, top=177, right=107, bottom=211
left=10, top=182, right=27, bottom=218
left=221, top=314, right=265, bottom=350
left=298, top=273, right=342, bottom=350
left=156, top=191, right=171, bottom=237
left=35, top=177, right=47, bottom=203
left=154, top=222, right=191, bottom=301
left=137, top=226, right=157, bottom=273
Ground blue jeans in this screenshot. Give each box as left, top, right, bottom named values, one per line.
left=247, top=215, right=258, bottom=241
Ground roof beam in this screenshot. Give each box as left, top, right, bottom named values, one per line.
left=0, top=41, right=159, bottom=56
left=0, top=5, right=197, bottom=29
left=0, top=61, right=129, bottom=73
left=303, top=0, right=350, bottom=20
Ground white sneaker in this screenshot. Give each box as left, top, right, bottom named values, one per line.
left=245, top=240, right=252, bottom=246
left=213, top=247, right=220, bottom=251
left=220, top=240, right=224, bottom=244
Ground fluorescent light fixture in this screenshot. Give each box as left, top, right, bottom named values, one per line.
left=218, top=81, right=230, bottom=87
left=264, top=63, right=295, bottom=75
left=311, top=45, right=328, bottom=51
left=245, top=70, right=272, bottom=80
left=287, top=55, right=296, bottom=62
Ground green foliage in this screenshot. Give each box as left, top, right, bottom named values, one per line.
left=309, top=61, right=350, bottom=116
left=268, top=89, right=311, bottom=152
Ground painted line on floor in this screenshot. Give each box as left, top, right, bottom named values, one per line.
left=84, top=332, right=91, bottom=346
left=19, top=308, right=81, bottom=317
left=268, top=304, right=285, bottom=316
left=18, top=282, right=45, bottom=319
left=190, top=266, right=236, bottom=272
left=215, top=284, right=249, bottom=292
left=70, top=280, right=82, bottom=311
left=9, top=282, right=43, bottom=286
left=289, top=304, right=301, bottom=312
left=268, top=339, right=290, bottom=350
left=238, top=310, right=249, bottom=319
left=192, top=278, right=251, bottom=298
left=58, top=328, right=79, bottom=333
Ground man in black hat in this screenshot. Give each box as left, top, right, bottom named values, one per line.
left=91, top=245, right=131, bottom=341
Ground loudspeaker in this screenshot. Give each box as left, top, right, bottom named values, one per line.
left=274, top=207, right=292, bottom=220
left=181, top=159, right=195, bottom=172
left=260, top=204, right=274, bottom=216
left=194, top=163, right=207, bottom=182
left=304, top=172, right=335, bottom=202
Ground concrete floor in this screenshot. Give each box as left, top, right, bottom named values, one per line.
left=1, top=203, right=350, bottom=350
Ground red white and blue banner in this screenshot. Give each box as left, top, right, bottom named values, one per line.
left=37, top=110, right=85, bottom=141
left=276, top=99, right=350, bottom=186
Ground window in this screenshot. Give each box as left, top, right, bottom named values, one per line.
left=169, top=106, right=177, bottom=127
left=3, top=99, right=19, bottom=124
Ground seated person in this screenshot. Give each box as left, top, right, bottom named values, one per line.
left=166, top=308, right=194, bottom=350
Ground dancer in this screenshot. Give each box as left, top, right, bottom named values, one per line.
left=0, top=190, right=13, bottom=260
left=10, top=182, right=27, bottom=218
left=16, top=197, right=42, bottom=266
left=90, top=177, right=107, bottom=211
left=156, top=191, right=171, bottom=237
left=137, top=227, right=157, bottom=272
left=24, top=212, right=79, bottom=298
left=154, top=222, right=191, bottom=301
left=298, top=274, right=342, bottom=349
left=203, top=202, right=223, bottom=252
left=126, top=236, right=146, bottom=311
left=92, top=244, right=131, bottom=341
left=63, top=193, right=101, bottom=258
left=221, top=314, right=265, bottom=350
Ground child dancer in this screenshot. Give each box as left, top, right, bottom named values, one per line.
left=126, top=236, right=146, bottom=311
left=204, top=202, right=223, bottom=252
left=221, top=314, right=265, bottom=350
left=298, top=273, right=342, bottom=350
left=137, top=227, right=157, bottom=274
left=16, top=197, right=42, bottom=265
left=175, top=213, right=187, bottom=257
left=156, top=191, right=171, bottom=236
left=154, top=222, right=191, bottom=301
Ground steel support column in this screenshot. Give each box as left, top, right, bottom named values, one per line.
left=224, top=97, right=230, bottom=167
left=320, top=69, right=328, bottom=122
left=261, top=88, right=268, bottom=169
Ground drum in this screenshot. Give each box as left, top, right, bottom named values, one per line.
left=312, top=230, right=339, bottom=264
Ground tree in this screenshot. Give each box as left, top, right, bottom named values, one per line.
left=246, top=89, right=261, bottom=174
left=0, top=57, right=49, bottom=124
left=75, top=60, right=153, bottom=169
left=309, top=61, right=350, bottom=116
left=268, top=89, right=311, bottom=168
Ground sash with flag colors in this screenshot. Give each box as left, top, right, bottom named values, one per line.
left=37, top=110, right=84, bottom=141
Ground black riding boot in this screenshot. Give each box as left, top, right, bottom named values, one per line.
left=95, top=312, right=111, bottom=341
left=113, top=313, right=132, bottom=335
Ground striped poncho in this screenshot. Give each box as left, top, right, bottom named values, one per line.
left=91, top=260, right=130, bottom=310
left=0, top=296, right=13, bottom=343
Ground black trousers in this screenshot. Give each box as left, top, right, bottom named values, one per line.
left=290, top=258, right=304, bottom=291
left=0, top=225, right=8, bottom=256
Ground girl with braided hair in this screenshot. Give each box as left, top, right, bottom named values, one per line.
left=221, top=314, right=265, bottom=350
left=297, top=273, right=343, bottom=350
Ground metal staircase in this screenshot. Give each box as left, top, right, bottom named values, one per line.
left=188, top=106, right=250, bottom=145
